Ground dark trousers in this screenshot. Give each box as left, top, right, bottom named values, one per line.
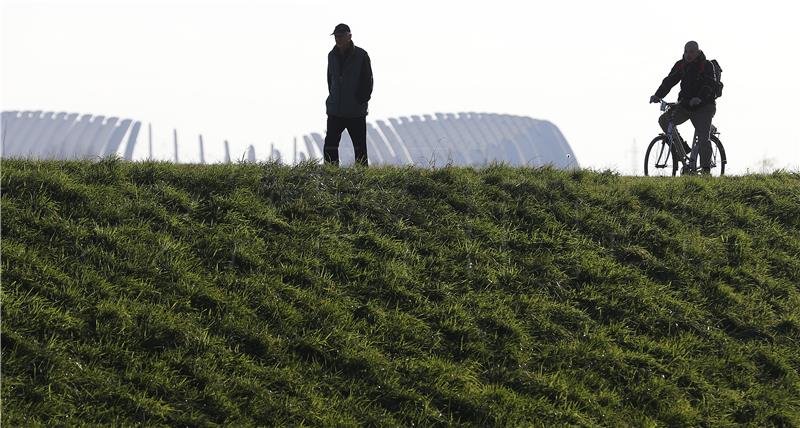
left=324, top=115, right=368, bottom=166
left=658, top=103, right=716, bottom=169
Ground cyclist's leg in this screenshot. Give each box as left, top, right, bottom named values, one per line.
left=657, top=111, right=670, bottom=132
left=659, top=106, right=691, bottom=157
left=658, top=107, right=690, bottom=132
left=689, top=104, right=717, bottom=171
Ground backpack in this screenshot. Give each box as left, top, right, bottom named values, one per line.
left=707, top=59, right=723, bottom=99
left=679, top=58, right=724, bottom=99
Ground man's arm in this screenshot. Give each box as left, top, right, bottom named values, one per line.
left=357, top=53, right=373, bottom=103
left=654, top=61, right=683, bottom=99
left=327, top=60, right=332, bottom=93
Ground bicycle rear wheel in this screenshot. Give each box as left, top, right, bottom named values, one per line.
left=644, top=135, right=678, bottom=176
left=709, top=135, right=726, bottom=176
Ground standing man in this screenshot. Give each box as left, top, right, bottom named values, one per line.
left=324, top=23, right=373, bottom=166
left=650, top=41, right=718, bottom=174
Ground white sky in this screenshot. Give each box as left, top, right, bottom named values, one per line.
left=2, top=0, right=799, bottom=173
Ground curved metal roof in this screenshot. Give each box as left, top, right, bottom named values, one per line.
left=304, top=112, right=578, bottom=168
left=1, top=110, right=578, bottom=168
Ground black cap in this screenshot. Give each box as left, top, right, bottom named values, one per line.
left=331, top=23, right=351, bottom=35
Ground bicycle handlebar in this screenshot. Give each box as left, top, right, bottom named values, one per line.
left=652, top=98, right=677, bottom=112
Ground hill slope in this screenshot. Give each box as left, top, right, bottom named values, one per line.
left=2, top=159, right=799, bottom=426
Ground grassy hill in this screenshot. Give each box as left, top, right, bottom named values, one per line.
left=2, top=159, right=799, bottom=426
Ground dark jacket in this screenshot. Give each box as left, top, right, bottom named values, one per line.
left=654, top=51, right=716, bottom=109
left=326, top=42, right=373, bottom=118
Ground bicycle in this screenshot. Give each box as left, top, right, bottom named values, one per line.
left=644, top=99, right=727, bottom=176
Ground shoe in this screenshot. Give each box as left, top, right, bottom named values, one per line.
left=700, top=168, right=711, bottom=176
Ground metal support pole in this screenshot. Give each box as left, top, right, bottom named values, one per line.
left=173, top=129, right=179, bottom=163
left=148, top=123, right=153, bottom=160
left=247, top=144, right=256, bottom=163
left=198, top=134, right=205, bottom=164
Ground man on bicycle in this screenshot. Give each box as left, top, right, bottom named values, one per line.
left=650, top=41, right=717, bottom=175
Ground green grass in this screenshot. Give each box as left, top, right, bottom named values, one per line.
left=2, top=158, right=799, bottom=426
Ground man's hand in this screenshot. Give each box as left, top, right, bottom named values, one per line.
left=689, top=97, right=702, bottom=107
left=650, top=95, right=660, bottom=104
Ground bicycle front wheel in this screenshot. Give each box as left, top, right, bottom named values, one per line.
left=644, top=135, right=678, bottom=177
